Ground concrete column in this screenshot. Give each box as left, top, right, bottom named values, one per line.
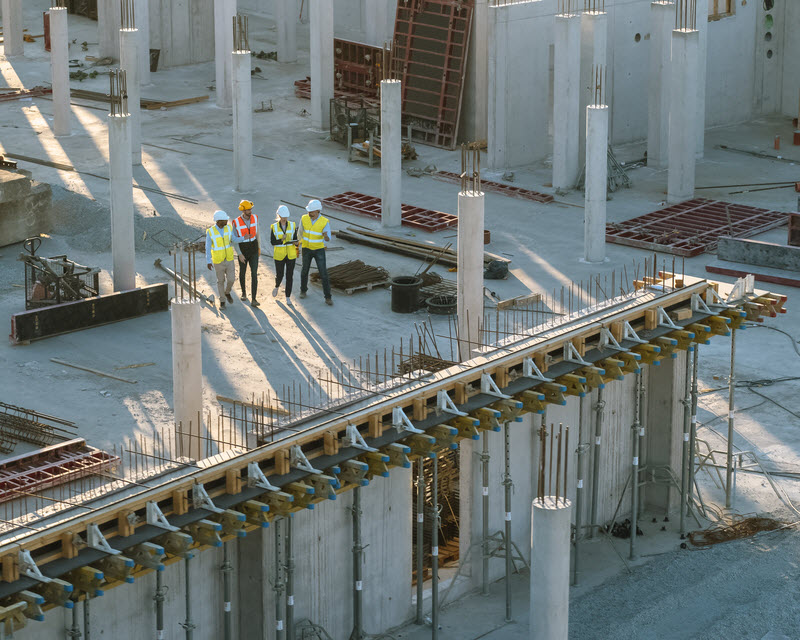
left=1, top=0, right=23, bottom=56
left=584, top=105, right=608, bottom=264
left=530, top=497, right=572, bottom=640
left=49, top=7, right=71, bottom=136
left=134, top=0, right=150, bottom=85
left=695, top=0, right=708, bottom=157
left=214, top=0, right=236, bottom=109
left=456, top=190, right=484, bottom=361
left=276, top=0, right=297, bottom=63
left=310, top=0, right=334, bottom=131
left=646, top=1, right=674, bottom=169
left=120, top=28, right=142, bottom=166
left=109, top=110, right=136, bottom=291
left=667, top=28, right=699, bottom=204
left=578, top=11, right=607, bottom=166
left=171, top=301, right=203, bottom=461
left=552, top=13, right=581, bottom=192
left=98, top=0, right=121, bottom=60
left=232, top=50, right=252, bottom=192
left=380, top=80, right=402, bottom=228
left=461, top=0, right=488, bottom=143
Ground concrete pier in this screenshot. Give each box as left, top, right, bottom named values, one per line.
left=49, top=6, right=71, bottom=137
left=552, top=12, right=581, bottom=191
left=667, top=28, right=699, bottom=204
left=584, top=105, right=609, bottom=264
left=310, top=0, right=334, bottom=131
left=380, top=79, right=402, bottom=228
left=456, top=190, right=485, bottom=361
left=530, top=497, right=572, bottom=640
left=579, top=10, right=607, bottom=164
left=232, top=49, right=253, bottom=192
left=647, top=1, right=674, bottom=169
left=276, top=0, right=297, bottom=63
left=134, top=0, right=150, bottom=85
left=109, top=109, right=136, bottom=292
left=98, top=0, right=121, bottom=60
left=120, top=28, right=142, bottom=166
left=1, top=0, right=23, bottom=56
left=214, top=0, right=236, bottom=109
left=172, top=301, right=203, bottom=461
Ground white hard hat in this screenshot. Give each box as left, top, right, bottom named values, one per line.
left=276, top=205, right=290, bottom=218
left=305, top=199, right=322, bottom=212
left=213, top=210, right=229, bottom=222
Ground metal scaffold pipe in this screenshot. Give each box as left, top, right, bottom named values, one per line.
left=502, top=421, right=513, bottom=622
left=154, top=570, right=166, bottom=639
left=688, top=345, right=699, bottom=519
left=726, top=329, right=737, bottom=508
left=630, top=371, right=642, bottom=560
left=589, top=388, right=604, bottom=538
left=349, top=487, right=365, bottom=640
left=222, top=542, right=234, bottom=640
left=274, top=519, right=285, bottom=640
left=431, top=455, right=440, bottom=640
left=286, top=518, right=295, bottom=640
left=182, top=557, right=195, bottom=640
left=83, top=596, right=90, bottom=640
left=415, top=461, right=424, bottom=625
left=573, top=401, right=584, bottom=586
left=481, top=433, right=490, bottom=597
left=680, top=348, right=693, bottom=536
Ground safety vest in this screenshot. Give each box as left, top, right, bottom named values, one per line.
left=301, top=214, right=329, bottom=250
left=271, top=221, right=297, bottom=261
left=234, top=213, right=258, bottom=242
left=207, top=224, right=235, bottom=264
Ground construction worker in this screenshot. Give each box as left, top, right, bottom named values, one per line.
left=270, top=205, right=299, bottom=303
left=232, top=199, right=261, bottom=307
left=299, top=199, right=333, bottom=306
left=205, top=210, right=236, bottom=310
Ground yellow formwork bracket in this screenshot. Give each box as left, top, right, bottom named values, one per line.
left=240, top=500, right=271, bottom=528
left=633, top=343, right=662, bottom=366
left=34, top=578, right=74, bottom=608
left=338, top=459, right=370, bottom=487
left=285, top=482, right=316, bottom=510
left=262, top=490, right=295, bottom=517
left=449, top=416, right=480, bottom=441
left=617, top=351, right=642, bottom=374
left=185, top=519, right=223, bottom=548
left=405, top=433, right=438, bottom=459
left=556, top=373, right=587, bottom=398
left=307, top=474, right=339, bottom=502
left=210, top=509, right=248, bottom=537
left=95, top=555, right=136, bottom=584
left=471, top=408, right=501, bottom=432
left=16, top=590, right=44, bottom=621
left=654, top=336, right=679, bottom=360
left=578, top=366, right=606, bottom=390
left=707, top=315, right=732, bottom=336
left=156, top=531, right=194, bottom=559
left=429, top=424, right=460, bottom=450
left=0, top=602, right=28, bottom=635
left=127, top=542, right=165, bottom=571
left=516, top=389, right=546, bottom=414
left=359, top=451, right=391, bottom=478
left=383, top=443, right=411, bottom=469
left=685, top=322, right=712, bottom=344
left=490, top=399, right=524, bottom=423
left=66, top=566, right=105, bottom=596
left=540, top=382, right=567, bottom=406
left=668, top=330, right=696, bottom=351
left=600, top=358, right=624, bottom=382
left=720, top=307, right=747, bottom=330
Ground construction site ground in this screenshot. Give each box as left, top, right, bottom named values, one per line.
left=2, top=2, right=800, bottom=638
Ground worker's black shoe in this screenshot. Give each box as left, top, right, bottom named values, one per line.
left=251, top=298, right=260, bottom=308
left=299, top=291, right=307, bottom=299
left=225, top=293, right=234, bottom=304
left=325, top=298, right=333, bottom=306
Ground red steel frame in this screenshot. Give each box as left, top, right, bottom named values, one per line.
left=394, top=0, right=473, bottom=149
left=433, top=171, right=554, bottom=203
left=294, top=39, right=384, bottom=101
left=606, top=198, right=792, bottom=257
left=322, top=192, right=458, bottom=232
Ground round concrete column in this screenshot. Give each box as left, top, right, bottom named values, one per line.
left=232, top=50, right=253, bottom=192
left=133, top=0, right=150, bottom=85
left=214, top=0, right=236, bottom=108
left=583, top=105, right=609, bottom=264
left=49, top=7, right=71, bottom=137
left=171, top=301, right=202, bottom=461
left=457, top=190, right=485, bottom=361
left=380, top=79, right=402, bottom=228
left=1, top=0, right=24, bottom=56
left=310, top=0, right=334, bottom=130
left=109, top=112, right=135, bottom=292
left=120, top=28, right=142, bottom=166
left=276, top=0, right=297, bottom=63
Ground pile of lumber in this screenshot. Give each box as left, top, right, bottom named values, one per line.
left=334, top=227, right=509, bottom=268
left=69, top=88, right=208, bottom=110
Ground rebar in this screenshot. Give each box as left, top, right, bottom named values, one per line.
left=233, top=14, right=249, bottom=52
left=53, top=0, right=67, bottom=8
left=120, top=0, right=135, bottom=29
left=675, top=0, right=697, bottom=30
left=108, top=69, right=128, bottom=116
left=584, top=0, right=605, bottom=11
left=460, top=143, right=481, bottom=194
left=591, top=64, right=606, bottom=106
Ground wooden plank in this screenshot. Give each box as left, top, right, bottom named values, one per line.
left=216, top=395, right=290, bottom=416
left=368, top=415, right=382, bottom=439
left=226, top=470, right=242, bottom=495
left=172, top=489, right=189, bottom=516
left=50, top=359, right=137, bottom=384
left=323, top=431, right=339, bottom=456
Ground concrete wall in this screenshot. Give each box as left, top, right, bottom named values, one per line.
left=780, top=0, right=800, bottom=118
left=149, top=0, right=215, bottom=69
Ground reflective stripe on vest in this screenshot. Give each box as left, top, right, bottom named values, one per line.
left=234, top=214, right=258, bottom=241
left=208, top=225, right=235, bottom=264
left=301, top=214, right=328, bottom=250
left=271, top=220, right=297, bottom=261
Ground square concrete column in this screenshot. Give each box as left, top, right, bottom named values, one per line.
left=310, top=0, right=334, bottom=130
left=578, top=10, right=607, bottom=165
left=695, top=0, right=708, bottom=157
left=232, top=49, right=253, bottom=192
left=667, top=28, right=699, bottom=204
left=134, top=0, right=151, bottom=85
left=1, top=0, right=23, bottom=56
left=120, top=28, right=142, bottom=165
left=214, top=0, right=236, bottom=109
left=97, top=0, right=121, bottom=60
left=276, top=0, right=297, bottom=63
left=380, top=80, right=402, bottom=228
left=552, top=12, right=581, bottom=192
left=647, top=1, right=674, bottom=169
left=49, top=7, right=71, bottom=136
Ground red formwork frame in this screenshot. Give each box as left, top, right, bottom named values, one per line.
left=605, top=198, right=792, bottom=257
left=433, top=171, right=555, bottom=203
left=394, top=0, right=474, bottom=149
left=322, top=192, right=458, bottom=232
left=294, top=39, right=384, bottom=101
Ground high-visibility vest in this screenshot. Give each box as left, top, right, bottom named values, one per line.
left=301, top=214, right=329, bottom=250
left=271, top=220, right=297, bottom=261
left=234, top=213, right=258, bottom=242
left=207, top=224, right=235, bottom=264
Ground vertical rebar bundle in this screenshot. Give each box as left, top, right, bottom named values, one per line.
left=460, top=144, right=481, bottom=194
left=171, top=242, right=199, bottom=303
left=233, top=14, right=249, bottom=52
left=53, top=0, right=66, bottom=8
left=120, top=0, right=135, bottom=29
left=675, top=0, right=697, bottom=29
left=108, top=69, right=128, bottom=116
left=380, top=41, right=400, bottom=82
left=590, top=64, right=607, bottom=106
left=584, top=0, right=605, bottom=10
left=536, top=423, right=570, bottom=504
left=558, top=0, right=575, bottom=15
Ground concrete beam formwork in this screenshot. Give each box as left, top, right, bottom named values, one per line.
left=109, top=112, right=136, bottom=292
left=214, top=0, right=236, bottom=109
left=552, top=13, right=581, bottom=191
left=134, top=0, right=151, bottom=85
left=98, top=0, right=121, bottom=60
left=1, top=0, right=23, bottom=56
left=667, top=28, right=699, bottom=204
left=530, top=498, right=571, bottom=640
left=172, top=301, right=203, bottom=461
left=310, top=0, right=334, bottom=131
left=276, top=0, right=297, bottom=63
left=456, top=190, right=485, bottom=361
left=120, top=28, right=142, bottom=166
left=583, top=105, right=609, bottom=264
left=380, top=80, right=402, bottom=228
left=232, top=50, right=253, bottom=192
left=647, top=1, right=674, bottom=169
left=578, top=11, right=607, bottom=166
left=487, top=1, right=549, bottom=169
left=49, top=7, right=71, bottom=137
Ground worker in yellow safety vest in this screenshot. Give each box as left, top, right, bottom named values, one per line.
left=232, top=199, right=261, bottom=307
left=205, top=210, right=236, bottom=310
left=270, top=205, right=299, bottom=304
left=299, top=199, right=333, bottom=306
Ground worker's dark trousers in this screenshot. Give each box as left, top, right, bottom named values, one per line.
left=300, top=248, right=332, bottom=300
left=274, top=258, right=296, bottom=297
left=238, top=241, right=259, bottom=299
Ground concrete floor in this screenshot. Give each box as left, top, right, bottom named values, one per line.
left=3, top=2, right=800, bottom=638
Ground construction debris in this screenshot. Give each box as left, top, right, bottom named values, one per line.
left=688, top=516, right=785, bottom=548
left=310, top=260, right=390, bottom=294
left=0, top=402, right=77, bottom=448
left=19, top=239, right=100, bottom=310
left=50, top=358, right=138, bottom=384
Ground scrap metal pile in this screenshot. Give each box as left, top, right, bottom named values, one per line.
left=19, top=238, right=99, bottom=310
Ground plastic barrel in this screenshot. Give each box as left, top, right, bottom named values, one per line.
left=391, top=276, right=422, bottom=313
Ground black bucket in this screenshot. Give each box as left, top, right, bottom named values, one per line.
left=391, top=276, right=422, bottom=313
